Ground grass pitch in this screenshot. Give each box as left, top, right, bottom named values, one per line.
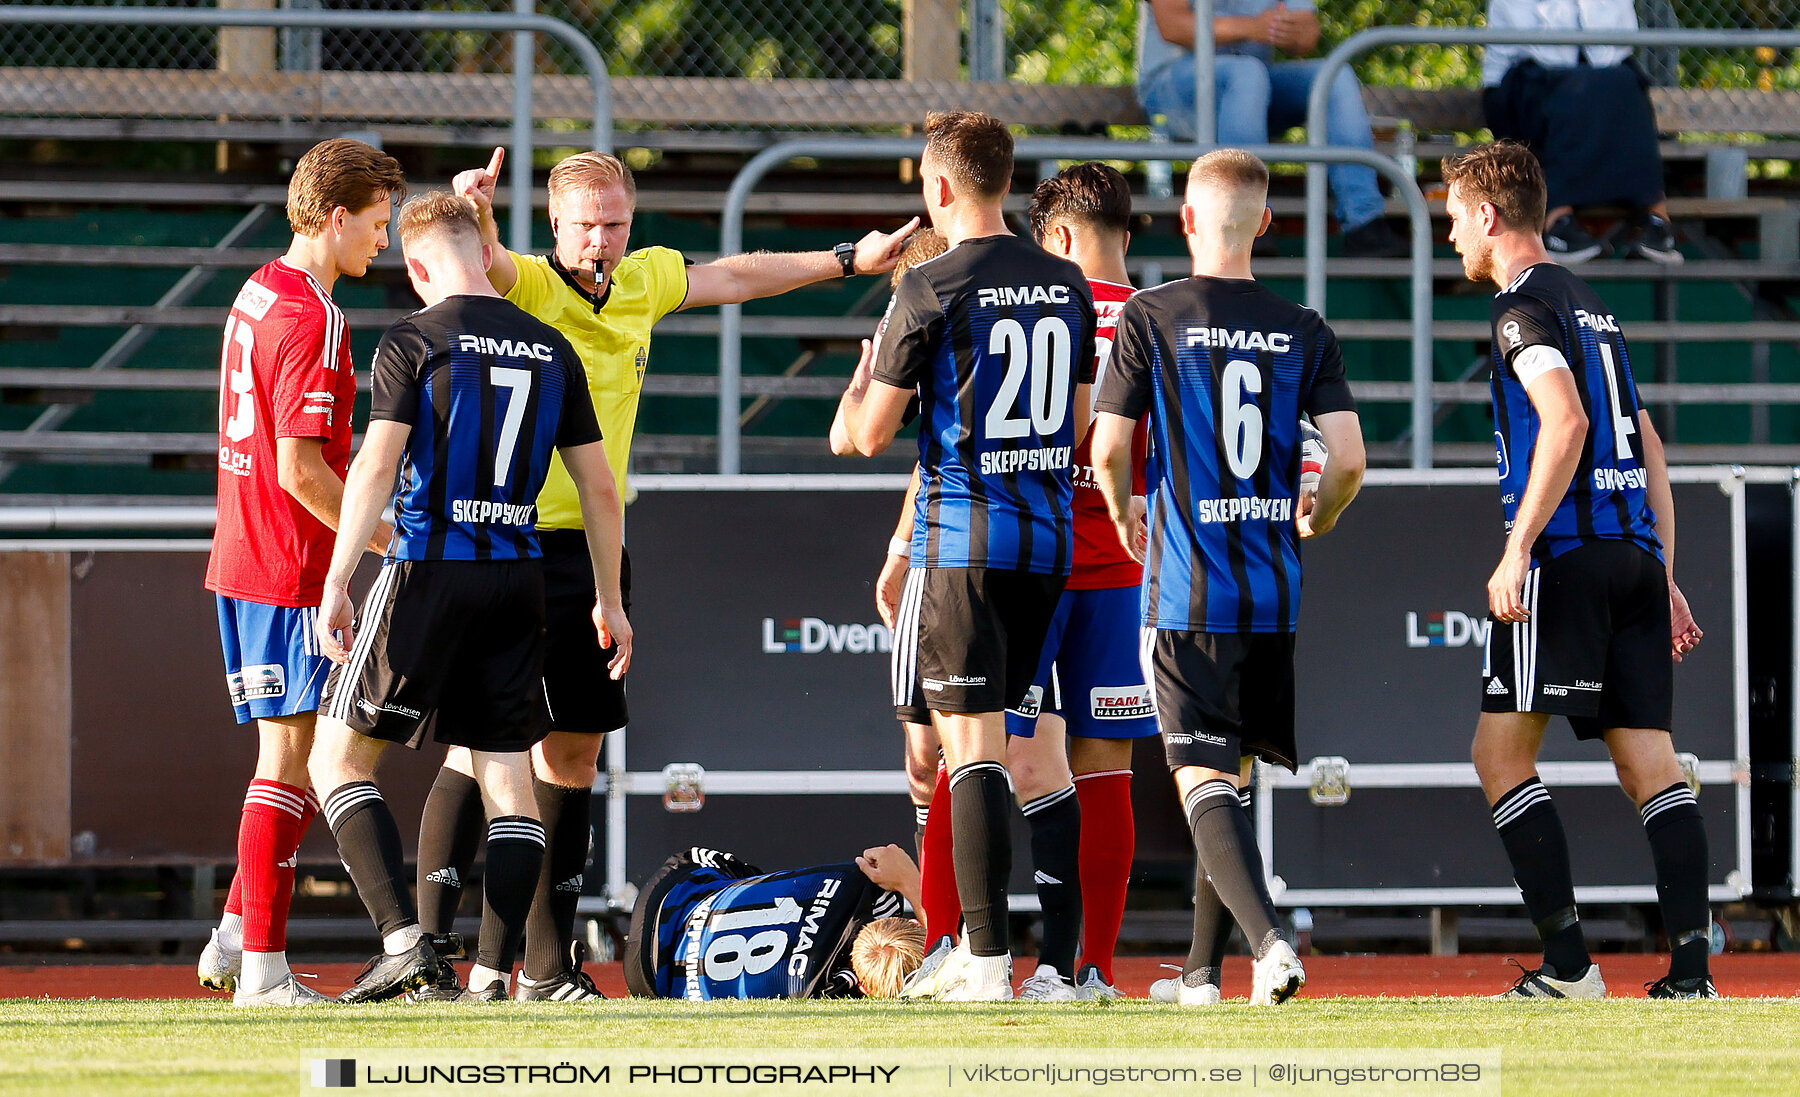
left=2, top=997, right=1796, bottom=1097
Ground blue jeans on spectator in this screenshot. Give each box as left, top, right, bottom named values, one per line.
left=1138, top=54, right=1386, bottom=232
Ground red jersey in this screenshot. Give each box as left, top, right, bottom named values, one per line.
left=1069, top=278, right=1147, bottom=590
left=204, top=260, right=356, bottom=607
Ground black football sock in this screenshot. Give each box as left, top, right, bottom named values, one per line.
left=324, top=782, right=416, bottom=940
left=523, top=779, right=592, bottom=981
left=1185, top=779, right=1280, bottom=960
left=416, top=767, right=484, bottom=935
left=1640, top=782, right=1711, bottom=981
left=913, top=801, right=931, bottom=865
left=477, top=816, right=546, bottom=972
left=950, top=761, right=1013, bottom=958
left=1186, top=871, right=1229, bottom=985
left=1185, top=786, right=1253, bottom=982
left=1491, top=777, right=1590, bottom=980
left=1021, top=784, right=1081, bottom=977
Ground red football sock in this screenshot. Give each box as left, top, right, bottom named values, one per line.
left=237, top=780, right=310, bottom=953
left=268, top=790, right=320, bottom=952
left=919, top=763, right=961, bottom=943
left=223, top=871, right=243, bottom=920
left=1075, top=769, right=1134, bottom=984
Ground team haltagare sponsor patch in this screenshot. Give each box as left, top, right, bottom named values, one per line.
left=1089, top=686, right=1154, bottom=719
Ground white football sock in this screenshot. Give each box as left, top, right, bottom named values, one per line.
left=382, top=925, right=425, bottom=956
left=239, top=950, right=290, bottom=995
left=969, top=953, right=1011, bottom=986
left=217, top=913, right=244, bottom=948
left=468, top=965, right=508, bottom=994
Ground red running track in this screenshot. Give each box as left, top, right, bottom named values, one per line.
left=2, top=954, right=1795, bottom=1001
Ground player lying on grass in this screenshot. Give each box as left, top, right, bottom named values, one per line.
left=624, top=844, right=927, bottom=999
left=309, top=192, right=630, bottom=1004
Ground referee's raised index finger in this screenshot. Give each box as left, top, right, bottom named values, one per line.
left=485, top=146, right=505, bottom=179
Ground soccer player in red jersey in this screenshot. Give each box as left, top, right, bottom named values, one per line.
left=199, top=138, right=406, bottom=1006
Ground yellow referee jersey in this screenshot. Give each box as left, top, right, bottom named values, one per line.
left=505, top=246, right=689, bottom=529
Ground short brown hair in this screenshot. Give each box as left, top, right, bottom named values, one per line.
left=398, top=192, right=480, bottom=251
left=548, top=151, right=637, bottom=209
left=1441, top=141, right=1546, bottom=232
left=892, top=227, right=948, bottom=288
left=1029, top=161, right=1133, bottom=242
left=287, top=138, right=406, bottom=236
left=924, top=111, right=1013, bottom=199
left=849, top=917, right=927, bottom=998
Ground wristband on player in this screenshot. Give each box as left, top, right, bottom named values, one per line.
left=887, top=536, right=910, bottom=557
left=834, top=242, right=857, bottom=278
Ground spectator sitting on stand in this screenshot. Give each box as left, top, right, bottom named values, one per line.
left=1482, top=0, right=1683, bottom=264
left=1135, top=0, right=1408, bottom=258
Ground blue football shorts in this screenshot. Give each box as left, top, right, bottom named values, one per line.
left=1006, top=584, right=1158, bottom=740
left=216, top=595, right=330, bottom=724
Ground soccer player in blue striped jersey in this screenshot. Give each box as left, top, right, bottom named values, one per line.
left=1091, top=149, right=1365, bottom=1006
left=836, top=111, right=1097, bottom=1000
left=308, top=192, right=631, bottom=1004
left=1444, top=142, right=1714, bottom=1000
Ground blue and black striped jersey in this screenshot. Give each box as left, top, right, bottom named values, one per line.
left=369, top=295, right=602, bottom=562
left=1489, top=263, right=1661, bottom=563
left=1096, top=276, right=1355, bottom=633
left=869, top=235, right=1098, bottom=575
left=623, top=848, right=901, bottom=1000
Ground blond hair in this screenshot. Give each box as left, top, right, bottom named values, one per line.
left=286, top=137, right=406, bottom=236
left=397, top=192, right=480, bottom=252
left=892, top=227, right=947, bottom=288
left=1185, top=148, right=1270, bottom=246
left=849, top=917, right=927, bottom=998
left=547, top=151, right=637, bottom=213
left=1441, top=141, right=1547, bottom=233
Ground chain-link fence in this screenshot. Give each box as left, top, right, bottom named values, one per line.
left=1, top=1, right=1796, bottom=134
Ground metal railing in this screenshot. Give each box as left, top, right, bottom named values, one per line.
left=1304, top=26, right=1800, bottom=315
left=716, top=135, right=1435, bottom=473
left=0, top=5, right=613, bottom=252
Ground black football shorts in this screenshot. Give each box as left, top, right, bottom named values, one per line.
left=891, top=566, right=1065, bottom=717
left=540, top=530, right=631, bottom=736
left=1481, top=539, right=1673, bottom=739
left=321, top=558, right=548, bottom=753
left=1149, top=628, right=1298, bottom=773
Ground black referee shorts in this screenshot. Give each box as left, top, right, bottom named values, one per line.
left=1481, top=539, right=1673, bottom=739
left=321, top=558, right=548, bottom=753
left=1150, top=628, right=1298, bottom=773
left=540, top=529, right=631, bottom=736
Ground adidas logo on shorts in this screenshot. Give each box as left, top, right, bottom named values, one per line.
left=1486, top=678, right=1509, bottom=696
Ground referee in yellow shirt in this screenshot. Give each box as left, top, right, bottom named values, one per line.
left=402, top=147, right=917, bottom=1002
